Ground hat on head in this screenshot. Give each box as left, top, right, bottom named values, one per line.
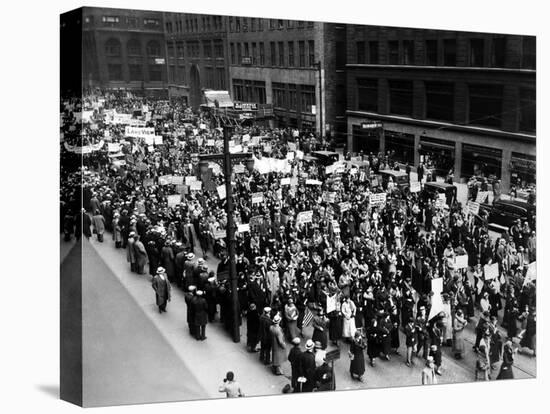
left=156, top=267, right=166, bottom=274
left=305, top=339, right=315, bottom=351
left=186, top=253, right=195, bottom=260
left=271, top=263, right=278, bottom=270
left=314, top=341, right=322, bottom=349
left=292, top=337, right=301, bottom=345
left=188, top=285, right=197, bottom=292
left=273, top=314, right=281, bottom=324
left=196, top=290, right=204, bottom=296
left=207, top=277, right=216, bottom=283
left=129, top=231, right=136, bottom=236
left=263, top=307, right=271, bottom=314
left=198, top=258, right=205, bottom=264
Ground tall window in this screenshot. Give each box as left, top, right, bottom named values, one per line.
left=128, top=64, right=142, bottom=81
left=108, top=64, right=122, bottom=80
left=278, top=42, right=284, bottom=67
left=203, top=41, right=212, bottom=58
left=425, top=40, right=438, bottom=65
left=389, top=80, right=413, bottom=116
left=176, top=42, right=184, bottom=59
left=522, top=37, right=536, bottom=69
left=519, top=88, right=536, bottom=133
left=277, top=19, right=284, bottom=29
left=217, top=68, right=225, bottom=89
left=237, top=42, right=242, bottom=62
left=127, top=39, right=141, bottom=56
left=300, top=85, right=315, bottom=113
left=388, top=40, right=399, bottom=64
left=250, top=18, right=256, bottom=31
left=146, top=40, right=161, bottom=57
left=269, top=19, right=275, bottom=30
left=272, top=82, right=286, bottom=108
left=270, top=42, right=276, bottom=66
left=149, top=65, right=162, bottom=81
left=102, top=16, right=120, bottom=27
left=105, top=38, right=121, bottom=56
left=336, top=41, right=345, bottom=69
left=244, top=43, right=249, bottom=59
left=299, top=41, right=305, bottom=67
left=425, top=81, right=455, bottom=121
left=369, top=41, right=379, bottom=64
left=288, top=84, right=298, bottom=110
left=357, top=78, right=378, bottom=112
left=126, top=17, right=138, bottom=28
left=214, top=40, right=223, bottom=58
left=308, top=40, right=315, bottom=67
left=167, top=42, right=175, bottom=58
left=297, top=20, right=305, bottom=29
left=491, top=37, right=506, bottom=67
left=469, top=38, right=485, bottom=66
left=443, top=39, right=457, bottom=66
left=403, top=40, right=414, bottom=65
left=259, top=42, right=265, bottom=66
left=468, top=84, right=503, bottom=128
left=235, top=17, right=241, bottom=32
left=288, top=41, right=295, bottom=67
left=230, top=43, right=235, bottom=64
left=252, top=42, right=257, bottom=65
left=356, top=41, right=366, bottom=64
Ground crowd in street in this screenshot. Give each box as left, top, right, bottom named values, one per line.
left=61, top=91, right=537, bottom=391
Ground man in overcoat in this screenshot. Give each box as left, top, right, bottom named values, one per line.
left=192, top=290, right=209, bottom=340
left=152, top=267, right=171, bottom=313
left=259, top=307, right=273, bottom=365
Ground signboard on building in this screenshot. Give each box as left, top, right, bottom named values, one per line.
left=234, top=102, right=258, bottom=111
left=361, top=121, right=383, bottom=129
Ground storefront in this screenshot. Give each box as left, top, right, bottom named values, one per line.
left=510, top=152, right=536, bottom=188
left=385, top=130, right=415, bottom=164
left=461, top=143, right=502, bottom=180
left=419, top=136, right=455, bottom=177
left=352, top=124, right=381, bottom=155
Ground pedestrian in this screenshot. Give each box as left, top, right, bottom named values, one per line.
left=112, top=212, right=122, bottom=248
left=246, top=303, right=260, bottom=352
left=218, top=371, right=244, bottom=398
left=127, top=231, right=136, bottom=272
left=311, top=308, right=329, bottom=350
left=270, top=314, right=286, bottom=375
left=63, top=210, right=74, bottom=242
left=496, top=340, right=515, bottom=380
left=475, top=331, right=491, bottom=381
left=284, top=298, right=300, bottom=341
left=366, top=318, right=380, bottom=367
left=288, top=337, right=302, bottom=392
left=151, top=267, right=171, bottom=313
left=341, top=296, right=357, bottom=342
left=452, top=309, right=467, bottom=359
left=421, top=356, right=438, bottom=385
left=193, top=290, right=208, bottom=340
left=349, top=331, right=366, bottom=381
left=133, top=235, right=148, bottom=275
left=298, top=339, right=317, bottom=392
left=404, top=317, right=417, bottom=366
left=92, top=209, right=106, bottom=242
left=314, top=341, right=326, bottom=368
left=184, top=285, right=197, bottom=337
left=259, top=307, right=273, bottom=365
left=314, top=357, right=334, bottom=391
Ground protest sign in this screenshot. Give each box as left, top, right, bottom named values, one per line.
left=125, top=126, right=155, bottom=139
left=154, top=136, right=164, bottom=145
left=484, top=263, right=499, bottom=280
left=323, top=192, right=336, bottom=203
left=229, top=144, right=243, bottom=154
left=280, top=177, right=291, bottom=186
left=217, top=185, right=226, bottom=200
left=297, top=210, right=314, bottom=224
left=454, top=255, right=469, bottom=269
left=290, top=178, right=299, bottom=188
left=467, top=201, right=480, bottom=216
left=276, top=188, right=283, bottom=200
left=233, top=164, right=246, bottom=174
left=251, top=192, right=264, bottom=204
left=158, top=175, right=171, bottom=186
left=369, top=193, right=387, bottom=208
left=338, top=202, right=351, bottom=213
left=206, top=139, right=215, bottom=146
left=237, top=223, right=250, bottom=234
left=190, top=181, right=202, bottom=191
left=476, top=191, right=490, bottom=203
left=171, top=176, right=184, bottom=185
left=410, top=181, right=421, bottom=193
left=332, top=220, right=340, bottom=234
left=107, top=143, right=120, bottom=153
left=185, top=176, right=197, bottom=185
left=286, top=152, right=295, bottom=161
left=167, top=194, right=181, bottom=208
left=176, top=184, right=187, bottom=195
left=306, top=179, right=322, bottom=186
left=326, top=295, right=338, bottom=314
left=144, top=136, right=154, bottom=146
left=214, top=229, right=227, bottom=240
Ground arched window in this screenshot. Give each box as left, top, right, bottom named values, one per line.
left=127, top=39, right=141, bottom=57
left=146, top=40, right=161, bottom=57
left=105, top=38, right=121, bottom=57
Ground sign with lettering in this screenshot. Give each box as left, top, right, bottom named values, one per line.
left=297, top=210, right=314, bottom=224
left=280, top=177, right=291, bottom=186
left=410, top=181, right=421, bottom=193
left=467, top=201, right=480, bottom=216
left=476, top=191, right=490, bottom=204
left=217, top=185, right=226, bottom=199
left=306, top=179, right=322, bottom=185
left=190, top=181, right=202, bottom=191
left=214, top=229, right=227, bottom=240
left=484, top=263, right=499, bottom=280
left=233, top=164, right=246, bottom=174
left=124, top=126, right=155, bottom=138
left=154, top=136, right=164, bottom=145
left=454, top=255, right=469, bottom=269
left=237, top=223, right=250, bottom=234
left=167, top=194, right=181, bottom=208
left=251, top=192, right=264, bottom=204
left=185, top=176, right=197, bottom=185
left=170, top=176, right=184, bottom=185
left=323, top=192, right=336, bottom=203
left=369, top=193, right=387, bottom=208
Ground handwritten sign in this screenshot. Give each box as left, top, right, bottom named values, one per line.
left=107, top=143, right=120, bottom=153
left=167, top=194, right=181, bottom=208
left=332, top=220, right=340, bottom=234
left=143, top=178, right=154, bottom=187
left=323, top=192, right=336, bottom=203
left=217, top=185, right=226, bottom=200
left=190, top=181, right=202, bottom=191
left=158, top=175, right=171, bottom=186
left=306, top=179, right=322, bottom=185
left=251, top=192, right=264, bottom=204
left=214, top=229, right=227, bottom=240
left=281, top=177, right=291, bottom=186
left=125, top=126, right=155, bottom=138
left=237, top=223, right=250, bottom=234
left=185, top=176, right=197, bottom=185
left=233, top=164, right=246, bottom=174
left=297, top=210, right=314, bottom=224
left=410, top=181, right=421, bottom=193
left=476, top=191, right=490, bottom=204
left=171, top=176, right=184, bottom=185
left=467, top=201, right=480, bottom=216
left=484, top=263, right=499, bottom=280
left=154, top=136, right=164, bottom=145
left=369, top=193, right=387, bottom=208
left=454, top=254, right=469, bottom=269
left=338, top=202, right=351, bottom=213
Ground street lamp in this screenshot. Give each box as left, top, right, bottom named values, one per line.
left=316, top=61, right=324, bottom=140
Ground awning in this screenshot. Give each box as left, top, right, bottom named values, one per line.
left=203, top=90, right=233, bottom=108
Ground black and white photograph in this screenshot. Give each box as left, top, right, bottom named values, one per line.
left=57, top=4, right=540, bottom=407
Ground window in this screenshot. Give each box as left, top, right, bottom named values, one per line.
left=203, top=41, right=212, bottom=58
left=278, top=42, right=284, bottom=67
left=272, top=82, right=286, bottom=108
left=230, top=43, right=235, bottom=64
left=388, top=40, right=399, bottom=64
left=107, top=64, right=122, bottom=80
left=425, top=81, right=455, bottom=122
left=307, top=21, right=314, bottom=28
left=167, top=42, right=175, bottom=58
left=269, top=19, right=275, bottom=30
left=308, top=40, right=315, bottom=67
left=491, top=37, right=506, bottom=67
left=425, top=40, right=438, bottom=65
left=278, top=19, right=284, bottom=30
left=253, top=81, right=267, bottom=104
left=188, top=41, right=199, bottom=58
left=242, top=18, right=248, bottom=32
left=356, top=41, right=366, bottom=64
left=217, top=68, right=225, bottom=89
left=357, top=78, right=378, bottom=112
left=146, top=40, right=161, bottom=57
left=257, top=19, right=263, bottom=31
left=176, top=42, right=184, bottom=59
left=149, top=65, right=162, bottom=81
left=143, top=18, right=159, bottom=27
left=270, top=42, right=276, bottom=66
left=237, top=42, right=242, bottom=62
left=205, top=67, right=214, bottom=88
left=300, top=85, right=315, bottom=113
left=369, top=41, right=379, bottom=64
left=443, top=39, right=456, bottom=66
left=127, top=39, right=141, bottom=56
left=403, top=40, right=415, bottom=65
left=468, top=84, right=503, bottom=128
left=252, top=42, right=257, bottom=65
left=336, top=41, right=345, bottom=69
left=522, top=37, right=536, bottom=69
left=105, top=38, right=121, bottom=56
left=169, top=65, right=176, bottom=82
left=389, top=80, right=413, bottom=116
left=287, top=20, right=294, bottom=29
left=288, top=84, right=298, bottom=110
left=233, top=79, right=245, bottom=101
left=102, top=16, right=120, bottom=27
left=244, top=43, right=249, bottom=60
left=128, top=64, right=142, bottom=81
left=299, top=41, right=305, bottom=67
left=259, top=42, right=265, bottom=66
left=288, top=41, right=294, bottom=67
left=165, top=21, right=172, bottom=33
left=228, top=16, right=234, bottom=32
left=297, top=20, right=305, bottom=29
left=519, top=88, right=536, bottom=133
left=126, top=17, right=138, bottom=28
left=470, top=38, right=485, bottom=66
left=235, top=17, right=241, bottom=32
left=214, top=40, right=223, bottom=58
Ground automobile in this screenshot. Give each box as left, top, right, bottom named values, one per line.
left=311, top=150, right=340, bottom=166
left=483, top=199, right=536, bottom=231
left=422, top=182, right=458, bottom=206
left=378, top=169, right=410, bottom=195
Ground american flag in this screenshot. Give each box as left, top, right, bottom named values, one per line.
left=302, top=306, right=314, bottom=327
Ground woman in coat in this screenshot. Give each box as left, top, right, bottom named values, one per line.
left=366, top=318, right=380, bottom=367
left=126, top=232, right=137, bottom=272
left=92, top=210, right=106, bottom=242
left=160, top=241, right=176, bottom=283
left=133, top=235, right=149, bottom=275
left=112, top=212, right=123, bottom=248
left=496, top=341, right=515, bottom=380
left=452, top=309, right=468, bottom=359
left=270, top=314, right=286, bottom=375
left=349, top=331, right=366, bottom=381
left=152, top=267, right=171, bottom=313
left=311, top=308, right=329, bottom=350
left=284, top=299, right=300, bottom=340
left=341, top=296, right=357, bottom=341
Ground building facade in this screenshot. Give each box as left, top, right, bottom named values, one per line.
left=162, top=13, right=230, bottom=107
left=82, top=7, right=167, bottom=95
left=345, top=26, right=536, bottom=190
left=226, top=18, right=346, bottom=139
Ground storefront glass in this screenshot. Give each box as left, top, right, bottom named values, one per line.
left=419, top=136, right=455, bottom=177
left=510, top=152, right=536, bottom=188
left=352, top=124, right=380, bottom=155
left=461, top=143, right=502, bottom=180
left=384, top=130, right=415, bottom=164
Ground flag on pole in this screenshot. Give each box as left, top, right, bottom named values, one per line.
left=302, top=306, right=314, bottom=327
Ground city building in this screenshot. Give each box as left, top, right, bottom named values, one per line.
left=345, top=26, right=536, bottom=190
left=162, top=12, right=230, bottom=106
left=226, top=17, right=347, bottom=140
left=81, top=7, right=167, bottom=96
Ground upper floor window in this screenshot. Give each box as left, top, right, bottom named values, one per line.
left=425, top=40, right=438, bottom=65
left=403, top=40, right=415, bottom=65
left=105, top=38, right=121, bottom=57
left=146, top=40, right=161, bottom=57
left=491, top=37, right=507, bottom=67
left=127, top=39, right=141, bottom=57
left=388, top=40, right=399, bottom=64
left=143, top=18, right=160, bottom=27
left=369, top=41, right=379, bottom=64
left=126, top=17, right=138, bottom=28
left=443, top=39, right=456, bottom=66
left=356, top=41, right=366, bottom=64
left=102, top=16, right=119, bottom=27
left=469, top=38, right=485, bottom=67
left=521, top=37, right=536, bottom=69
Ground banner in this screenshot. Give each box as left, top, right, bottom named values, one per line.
left=306, top=179, right=322, bottom=186
left=170, top=176, right=184, bottom=185
left=454, top=255, right=469, bottom=269
left=217, top=185, right=226, bottom=200
left=251, top=192, right=264, bottom=204
left=107, top=143, right=120, bottom=153
left=410, top=181, right=421, bottom=193
left=467, top=201, right=480, bottom=216
left=167, top=194, right=181, bottom=208
left=476, top=191, right=490, bottom=203
left=297, top=210, right=314, bottom=224
left=124, top=126, right=155, bottom=139
left=484, top=263, right=499, bottom=280
left=369, top=193, right=387, bottom=208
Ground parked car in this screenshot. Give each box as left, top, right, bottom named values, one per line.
left=422, top=182, right=458, bottom=206
left=378, top=169, right=410, bottom=196
left=311, top=150, right=340, bottom=166
left=484, top=199, right=536, bottom=231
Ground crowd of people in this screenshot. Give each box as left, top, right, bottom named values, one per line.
left=61, top=91, right=537, bottom=391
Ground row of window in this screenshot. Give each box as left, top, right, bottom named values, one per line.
left=228, top=17, right=314, bottom=33
left=166, top=40, right=224, bottom=59
left=88, top=15, right=161, bottom=29
left=354, top=37, right=536, bottom=69
left=104, top=38, right=162, bottom=57
left=271, top=83, right=316, bottom=113
left=230, top=40, right=315, bottom=68
left=166, top=15, right=224, bottom=34
left=355, top=78, right=535, bottom=132
left=107, top=63, right=163, bottom=82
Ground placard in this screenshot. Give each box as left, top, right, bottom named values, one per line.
left=144, top=136, right=154, bottom=145
left=338, top=202, right=351, bottom=213
left=185, top=176, right=197, bottom=185
left=158, top=175, right=171, bottom=186
left=476, top=191, right=490, bottom=203
left=233, top=164, right=246, bottom=174
left=410, top=181, right=421, bottom=193
left=306, top=179, right=322, bottom=186
left=251, top=192, right=264, bottom=204
left=484, top=263, right=499, bottom=280
left=467, top=201, right=480, bottom=216
left=454, top=254, right=469, bottom=269
left=326, top=294, right=337, bottom=314
left=217, top=185, right=226, bottom=200
left=323, top=192, right=336, bottom=203
left=369, top=193, right=387, bottom=208
left=332, top=220, right=340, bottom=234
left=190, top=181, right=202, bottom=191
left=167, top=194, right=181, bottom=208
left=124, top=126, right=155, bottom=138
left=176, top=184, right=188, bottom=195
left=229, top=144, right=243, bottom=154
left=171, top=176, right=184, bottom=185
left=280, top=177, right=291, bottom=186
left=107, top=143, right=120, bottom=153
left=206, top=139, right=215, bottom=146
left=286, top=152, right=295, bottom=161
left=237, top=223, right=250, bottom=234
left=297, top=210, right=314, bottom=224
left=154, top=136, right=164, bottom=145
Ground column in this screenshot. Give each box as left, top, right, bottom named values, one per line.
left=454, top=142, right=462, bottom=182
left=379, top=128, right=385, bottom=154
left=413, top=134, right=421, bottom=166
left=501, top=149, right=512, bottom=192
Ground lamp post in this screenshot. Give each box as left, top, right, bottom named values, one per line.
left=199, top=125, right=253, bottom=342
left=316, top=61, right=324, bottom=140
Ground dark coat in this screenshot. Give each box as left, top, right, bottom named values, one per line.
left=349, top=339, right=366, bottom=376
left=247, top=308, right=260, bottom=344
left=152, top=275, right=171, bottom=306
left=299, top=350, right=317, bottom=392
left=288, top=346, right=302, bottom=383
left=270, top=324, right=287, bottom=366
left=192, top=296, right=209, bottom=326
left=259, top=314, right=273, bottom=345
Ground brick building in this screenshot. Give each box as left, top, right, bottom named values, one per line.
left=345, top=26, right=536, bottom=190
left=162, top=13, right=229, bottom=106
left=226, top=17, right=347, bottom=139
left=81, top=7, right=167, bottom=95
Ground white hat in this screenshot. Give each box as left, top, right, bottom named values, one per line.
left=156, top=267, right=166, bottom=274
left=186, top=253, right=195, bottom=260
left=196, top=290, right=204, bottom=296
left=305, top=339, right=314, bottom=351
left=263, top=307, right=271, bottom=313
left=273, top=314, right=281, bottom=324
left=188, top=285, right=197, bottom=292
left=129, top=231, right=136, bottom=236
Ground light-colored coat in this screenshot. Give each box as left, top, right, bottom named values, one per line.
left=270, top=324, right=286, bottom=367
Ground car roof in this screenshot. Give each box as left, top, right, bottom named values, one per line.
left=494, top=199, right=534, bottom=210
left=424, top=182, right=456, bottom=189
left=379, top=169, right=408, bottom=177
left=312, top=151, right=339, bottom=156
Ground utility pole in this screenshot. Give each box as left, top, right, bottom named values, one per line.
left=317, top=61, right=324, bottom=140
